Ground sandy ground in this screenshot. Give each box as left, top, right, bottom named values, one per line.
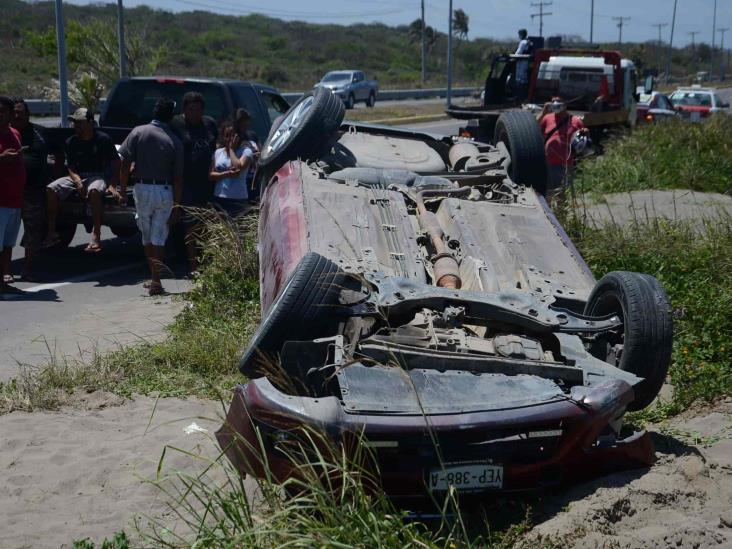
left=516, top=400, right=732, bottom=548
left=0, top=393, right=237, bottom=548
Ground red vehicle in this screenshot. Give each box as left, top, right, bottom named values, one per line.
left=635, top=91, right=678, bottom=124
left=217, top=88, right=673, bottom=503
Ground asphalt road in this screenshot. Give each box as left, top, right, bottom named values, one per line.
left=0, top=227, right=190, bottom=381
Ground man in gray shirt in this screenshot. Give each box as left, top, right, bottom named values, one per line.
left=118, top=98, right=183, bottom=295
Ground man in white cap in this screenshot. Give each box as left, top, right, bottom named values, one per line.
left=43, top=107, right=121, bottom=252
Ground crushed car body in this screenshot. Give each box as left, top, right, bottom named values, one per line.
left=216, top=87, right=672, bottom=501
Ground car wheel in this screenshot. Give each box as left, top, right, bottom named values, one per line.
left=56, top=224, right=77, bottom=248
left=259, top=87, right=345, bottom=181
left=584, top=271, right=673, bottom=411
left=366, top=92, right=376, bottom=108
left=239, top=252, right=346, bottom=377
left=494, top=110, right=548, bottom=195
left=345, top=93, right=355, bottom=110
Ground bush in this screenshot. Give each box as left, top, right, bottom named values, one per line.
left=576, top=116, right=732, bottom=196
left=574, top=215, right=732, bottom=419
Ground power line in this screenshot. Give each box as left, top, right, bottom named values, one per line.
left=665, top=0, right=677, bottom=82
left=589, top=0, right=594, bottom=44
left=530, top=1, right=553, bottom=37
left=652, top=22, right=668, bottom=44
left=421, top=0, right=426, bottom=85
left=688, top=30, right=700, bottom=47
left=612, top=16, right=630, bottom=46
left=711, top=0, right=717, bottom=79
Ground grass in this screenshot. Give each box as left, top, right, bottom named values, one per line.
left=572, top=213, right=732, bottom=423
left=575, top=114, right=732, bottom=196
left=0, top=211, right=261, bottom=414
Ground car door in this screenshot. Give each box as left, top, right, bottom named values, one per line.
left=353, top=72, right=366, bottom=101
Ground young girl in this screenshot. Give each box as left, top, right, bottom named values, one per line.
left=209, top=121, right=253, bottom=218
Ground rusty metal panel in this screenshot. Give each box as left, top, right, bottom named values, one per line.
left=301, top=174, right=427, bottom=283
left=436, top=193, right=596, bottom=301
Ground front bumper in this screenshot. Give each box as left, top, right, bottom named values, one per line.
left=216, top=377, right=655, bottom=500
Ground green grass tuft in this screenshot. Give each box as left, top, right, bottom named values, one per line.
left=576, top=115, right=732, bottom=196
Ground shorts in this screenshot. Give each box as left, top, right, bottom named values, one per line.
left=0, top=207, right=22, bottom=248
left=133, top=183, right=174, bottom=246
left=20, top=196, right=46, bottom=250
left=48, top=175, right=107, bottom=200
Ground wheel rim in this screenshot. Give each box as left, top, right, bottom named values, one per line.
left=263, top=95, right=315, bottom=159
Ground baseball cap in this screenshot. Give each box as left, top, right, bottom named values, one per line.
left=67, top=107, right=94, bottom=122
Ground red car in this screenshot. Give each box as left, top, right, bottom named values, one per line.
left=636, top=91, right=679, bottom=124
left=217, top=88, right=673, bottom=502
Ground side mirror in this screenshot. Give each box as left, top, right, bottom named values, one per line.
left=644, top=75, right=654, bottom=94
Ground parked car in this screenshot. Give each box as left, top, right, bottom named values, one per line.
left=314, top=70, right=379, bottom=109
left=636, top=91, right=678, bottom=124
left=216, top=88, right=673, bottom=502
left=669, top=86, right=730, bottom=121
left=43, top=77, right=290, bottom=246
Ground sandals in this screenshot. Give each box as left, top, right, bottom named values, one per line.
left=146, top=280, right=165, bottom=296
left=84, top=241, right=103, bottom=253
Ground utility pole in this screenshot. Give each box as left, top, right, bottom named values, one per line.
left=688, top=30, right=699, bottom=72
left=117, top=0, right=126, bottom=78
left=710, top=0, right=717, bottom=79
left=54, top=0, right=70, bottom=127
left=530, top=1, right=553, bottom=37
left=652, top=23, right=668, bottom=72
left=446, top=0, right=453, bottom=106
left=612, top=16, right=630, bottom=47
left=420, top=0, right=426, bottom=85
left=665, top=0, right=677, bottom=83
left=718, top=27, right=729, bottom=80
left=590, top=0, right=594, bottom=44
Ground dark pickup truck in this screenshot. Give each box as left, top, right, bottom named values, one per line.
left=44, top=77, right=290, bottom=245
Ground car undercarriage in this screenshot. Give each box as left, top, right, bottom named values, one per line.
left=217, top=88, right=672, bottom=501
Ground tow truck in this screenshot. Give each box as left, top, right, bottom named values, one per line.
left=447, top=48, right=641, bottom=143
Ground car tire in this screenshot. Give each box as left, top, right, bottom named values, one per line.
left=345, top=93, right=355, bottom=110
left=494, top=110, right=548, bottom=195
left=239, top=252, right=346, bottom=377
left=258, top=87, right=345, bottom=183
left=366, top=92, right=376, bottom=108
left=584, top=271, right=673, bottom=411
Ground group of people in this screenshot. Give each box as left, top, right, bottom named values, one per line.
left=0, top=92, right=259, bottom=297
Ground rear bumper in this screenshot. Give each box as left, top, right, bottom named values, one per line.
left=216, top=377, right=655, bottom=499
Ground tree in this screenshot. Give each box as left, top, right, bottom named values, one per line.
left=408, top=18, right=423, bottom=44
left=452, top=9, right=469, bottom=41
left=26, top=19, right=166, bottom=88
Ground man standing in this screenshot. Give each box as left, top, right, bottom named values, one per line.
left=171, top=92, right=217, bottom=273
left=11, top=98, right=48, bottom=280
left=118, top=98, right=183, bottom=296
left=0, top=96, right=26, bottom=295
left=538, top=96, right=588, bottom=196
left=514, top=29, right=531, bottom=103
left=43, top=107, right=121, bottom=252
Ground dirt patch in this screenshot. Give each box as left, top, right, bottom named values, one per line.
left=519, top=402, right=732, bottom=548
left=0, top=396, right=229, bottom=548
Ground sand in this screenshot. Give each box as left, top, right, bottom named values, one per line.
left=0, top=393, right=226, bottom=548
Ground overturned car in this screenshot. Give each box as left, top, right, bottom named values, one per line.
left=217, top=88, right=673, bottom=500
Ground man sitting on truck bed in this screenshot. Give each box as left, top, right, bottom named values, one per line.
left=42, top=108, right=122, bottom=252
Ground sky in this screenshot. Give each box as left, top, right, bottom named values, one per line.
left=64, top=0, right=732, bottom=47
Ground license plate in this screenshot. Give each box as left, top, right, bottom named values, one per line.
left=428, top=463, right=504, bottom=492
